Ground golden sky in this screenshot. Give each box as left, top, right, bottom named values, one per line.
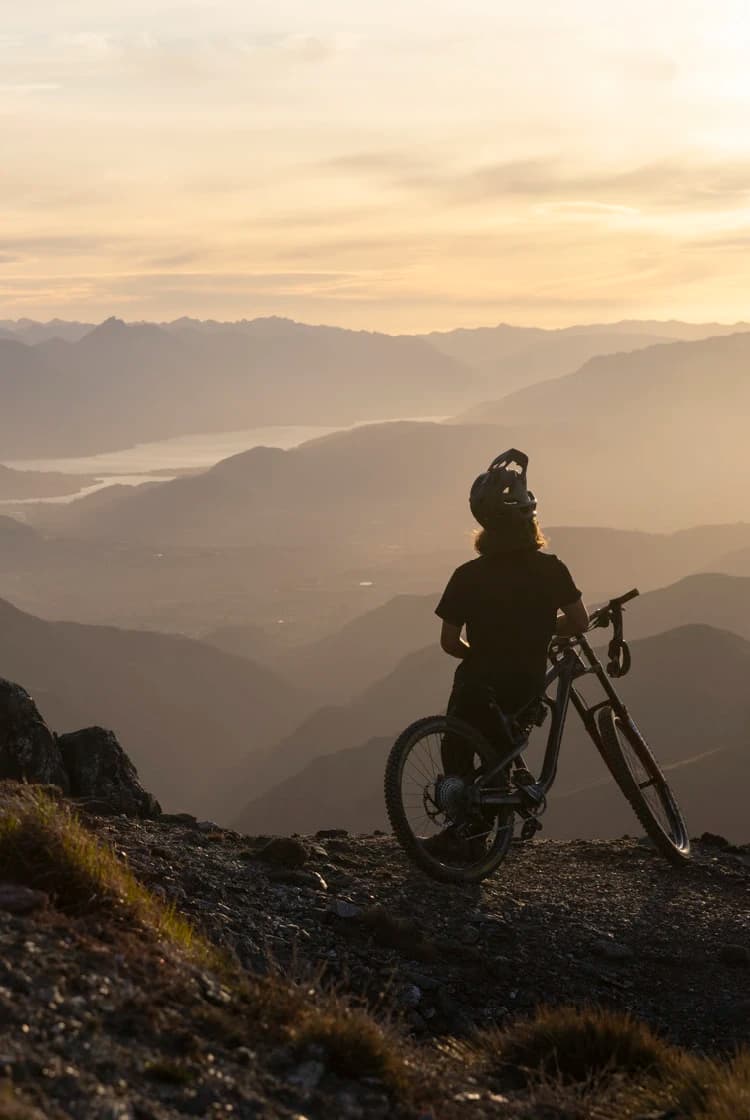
left=3, top=1, right=750, bottom=330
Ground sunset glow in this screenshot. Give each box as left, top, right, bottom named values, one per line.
left=4, top=0, right=750, bottom=329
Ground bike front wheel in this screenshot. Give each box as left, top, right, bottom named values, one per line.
left=595, top=707, right=690, bottom=865
left=384, top=714, right=515, bottom=883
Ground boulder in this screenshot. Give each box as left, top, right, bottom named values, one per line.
left=57, top=727, right=161, bottom=818
left=0, top=678, right=70, bottom=793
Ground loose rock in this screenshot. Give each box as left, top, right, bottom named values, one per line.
left=0, top=678, right=69, bottom=792
left=58, top=727, right=161, bottom=818
left=0, top=883, right=48, bottom=915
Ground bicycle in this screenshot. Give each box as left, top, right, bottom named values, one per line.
left=384, top=589, right=690, bottom=882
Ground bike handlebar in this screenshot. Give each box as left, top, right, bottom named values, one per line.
left=611, top=587, right=639, bottom=608
left=587, top=587, right=639, bottom=629
left=585, top=588, right=638, bottom=677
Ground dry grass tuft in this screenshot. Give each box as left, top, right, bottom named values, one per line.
left=0, top=782, right=217, bottom=968
left=502, top=1004, right=677, bottom=1085
left=294, top=999, right=408, bottom=1090
left=471, top=1005, right=680, bottom=1087
left=667, top=1049, right=750, bottom=1120
left=463, top=1007, right=750, bottom=1120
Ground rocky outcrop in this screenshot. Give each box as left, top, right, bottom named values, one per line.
left=0, top=678, right=70, bottom=792
left=0, top=677, right=159, bottom=817
left=58, top=727, right=161, bottom=818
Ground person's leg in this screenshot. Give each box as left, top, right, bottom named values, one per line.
left=442, top=680, right=495, bottom=776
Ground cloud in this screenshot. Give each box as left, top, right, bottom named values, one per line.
left=391, top=156, right=750, bottom=213
left=533, top=201, right=640, bottom=219
left=0, top=235, right=120, bottom=256
left=688, top=230, right=750, bottom=251
left=324, top=150, right=437, bottom=176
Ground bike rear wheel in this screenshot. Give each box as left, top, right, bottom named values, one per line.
left=384, top=714, right=515, bottom=883
left=595, top=707, right=690, bottom=864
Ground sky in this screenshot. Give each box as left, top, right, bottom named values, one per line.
left=3, top=0, right=750, bottom=330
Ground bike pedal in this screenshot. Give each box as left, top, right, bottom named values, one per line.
left=520, top=818, right=543, bottom=841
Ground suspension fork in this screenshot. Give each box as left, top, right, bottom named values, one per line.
left=568, top=633, right=631, bottom=745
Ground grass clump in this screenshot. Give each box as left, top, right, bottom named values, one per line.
left=668, top=1050, right=750, bottom=1120
left=223, top=974, right=410, bottom=1094
left=500, top=1004, right=678, bottom=1084
left=0, top=782, right=217, bottom=968
left=463, top=1006, right=750, bottom=1120
left=471, top=1005, right=680, bottom=1087
left=293, top=999, right=408, bottom=1091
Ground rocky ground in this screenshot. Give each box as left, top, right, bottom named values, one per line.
left=93, top=819, right=750, bottom=1053
left=2, top=805, right=747, bottom=1120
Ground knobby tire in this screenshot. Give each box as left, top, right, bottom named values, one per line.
left=595, top=706, right=690, bottom=865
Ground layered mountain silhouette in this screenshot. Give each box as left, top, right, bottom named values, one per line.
left=3, top=315, right=744, bottom=459
left=425, top=327, right=675, bottom=394
left=457, top=330, right=750, bottom=430
left=42, top=326, right=750, bottom=548
left=207, top=556, right=750, bottom=706
left=233, top=625, right=750, bottom=842
left=0, top=318, right=95, bottom=344
left=0, top=597, right=310, bottom=817
left=0, top=317, right=478, bottom=457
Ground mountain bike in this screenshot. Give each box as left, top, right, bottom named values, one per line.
left=384, top=589, right=690, bottom=882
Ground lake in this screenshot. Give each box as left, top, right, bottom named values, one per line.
left=2, top=416, right=445, bottom=504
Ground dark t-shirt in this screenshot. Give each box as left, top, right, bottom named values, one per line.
left=435, top=549, right=581, bottom=704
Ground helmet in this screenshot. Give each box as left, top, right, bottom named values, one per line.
left=469, top=449, right=537, bottom=528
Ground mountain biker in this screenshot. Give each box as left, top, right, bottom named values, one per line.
left=435, top=449, right=589, bottom=780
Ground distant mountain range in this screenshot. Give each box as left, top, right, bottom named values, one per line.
left=457, top=329, right=750, bottom=430
left=44, top=353, right=750, bottom=545
left=233, top=624, right=750, bottom=842
left=0, top=464, right=94, bottom=500
left=1, top=315, right=745, bottom=459
left=0, top=596, right=310, bottom=817
left=0, top=316, right=478, bottom=457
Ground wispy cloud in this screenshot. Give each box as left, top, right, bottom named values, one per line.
left=0, top=83, right=61, bottom=94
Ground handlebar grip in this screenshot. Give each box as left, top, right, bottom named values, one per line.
left=612, top=588, right=639, bottom=607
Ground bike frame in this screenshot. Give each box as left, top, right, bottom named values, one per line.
left=473, top=631, right=632, bottom=809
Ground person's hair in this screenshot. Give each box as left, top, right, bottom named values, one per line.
left=474, top=516, right=547, bottom=556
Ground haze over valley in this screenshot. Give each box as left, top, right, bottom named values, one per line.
left=0, top=312, right=748, bottom=845
left=6, top=9, right=750, bottom=1112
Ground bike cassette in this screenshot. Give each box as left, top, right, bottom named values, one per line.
left=520, top=818, right=543, bottom=841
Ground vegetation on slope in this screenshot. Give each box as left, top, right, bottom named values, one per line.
left=0, top=783, right=747, bottom=1118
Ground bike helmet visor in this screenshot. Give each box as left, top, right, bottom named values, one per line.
left=469, top=448, right=537, bottom=528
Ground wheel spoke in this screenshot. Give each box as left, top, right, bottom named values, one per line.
left=389, top=718, right=514, bottom=876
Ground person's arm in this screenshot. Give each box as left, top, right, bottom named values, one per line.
left=554, top=597, right=589, bottom=637
left=440, top=620, right=470, bottom=659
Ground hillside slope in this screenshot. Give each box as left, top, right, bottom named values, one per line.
left=233, top=625, right=750, bottom=840
left=3, top=786, right=749, bottom=1118
left=458, top=330, right=750, bottom=431
left=0, top=597, right=309, bottom=816
left=262, top=564, right=750, bottom=705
